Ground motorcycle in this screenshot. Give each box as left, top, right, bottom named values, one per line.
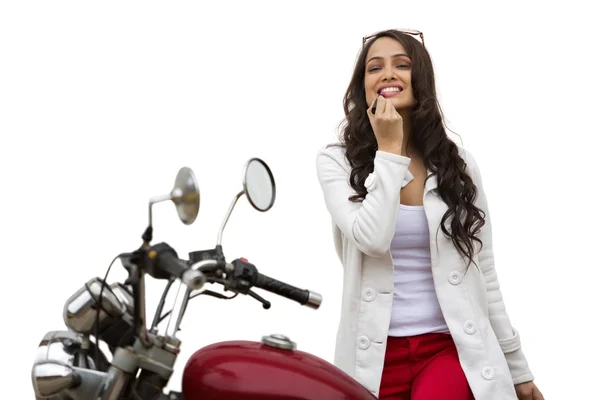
left=31, top=158, right=377, bottom=399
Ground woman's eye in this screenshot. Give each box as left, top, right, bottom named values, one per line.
left=367, top=64, right=409, bottom=73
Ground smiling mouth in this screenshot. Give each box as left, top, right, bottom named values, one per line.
left=378, top=86, right=403, bottom=98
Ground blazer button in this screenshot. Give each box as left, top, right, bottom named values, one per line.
left=357, top=336, right=371, bottom=350
left=481, top=366, right=495, bottom=380
left=448, top=270, right=462, bottom=285
left=464, top=320, right=476, bottom=335
left=362, top=288, right=376, bottom=302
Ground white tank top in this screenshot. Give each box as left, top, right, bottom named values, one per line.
left=388, top=203, right=449, bottom=337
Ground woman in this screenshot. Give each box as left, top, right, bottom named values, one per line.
left=315, top=29, right=543, bottom=400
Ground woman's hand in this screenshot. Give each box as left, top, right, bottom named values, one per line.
left=366, top=95, right=404, bottom=155
left=515, top=381, right=544, bottom=400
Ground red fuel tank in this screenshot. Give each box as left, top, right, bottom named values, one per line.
left=181, top=334, right=377, bottom=400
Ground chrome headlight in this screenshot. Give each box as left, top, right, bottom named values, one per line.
left=34, top=331, right=86, bottom=367
left=32, top=361, right=80, bottom=399
left=32, top=331, right=89, bottom=399
left=32, top=331, right=111, bottom=399
left=63, top=278, right=126, bottom=335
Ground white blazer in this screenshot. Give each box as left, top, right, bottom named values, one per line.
left=315, top=144, right=534, bottom=399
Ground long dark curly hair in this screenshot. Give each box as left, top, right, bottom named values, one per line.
left=338, top=29, right=485, bottom=267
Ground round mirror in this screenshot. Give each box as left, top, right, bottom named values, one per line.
left=171, top=167, right=200, bottom=225
left=243, top=158, right=276, bottom=212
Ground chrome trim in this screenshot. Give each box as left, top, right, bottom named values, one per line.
left=181, top=269, right=205, bottom=291
left=307, top=291, right=323, bottom=310
left=110, top=283, right=135, bottom=318
left=165, top=281, right=188, bottom=339
left=32, top=361, right=80, bottom=398
left=261, top=334, right=296, bottom=351
left=137, top=272, right=152, bottom=347
left=148, top=193, right=172, bottom=228
left=34, top=331, right=100, bottom=370
left=98, top=366, right=131, bottom=400
left=217, top=190, right=243, bottom=246
left=189, top=259, right=218, bottom=273
left=171, top=166, right=200, bottom=225
left=65, top=367, right=108, bottom=399
left=163, top=259, right=216, bottom=340
left=63, top=278, right=125, bottom=335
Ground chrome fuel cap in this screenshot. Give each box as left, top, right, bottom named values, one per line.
left=261, top=333, right=296, bottom=351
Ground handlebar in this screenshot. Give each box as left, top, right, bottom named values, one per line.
left=148, top=243, right=205, bottom=290
left=255, top=272, right=322, bottom=309
left=229, top=258, right=322, bottom=310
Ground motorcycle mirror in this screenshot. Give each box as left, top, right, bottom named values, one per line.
left=171, top=166, right=201, bottom=225
left=144, top=167, right=200, bottom=243
left=32, top=361, right=81, bottom=398
left=243, top=158, right=276, bottom=212
left=216, top=158, right=276, bottom=247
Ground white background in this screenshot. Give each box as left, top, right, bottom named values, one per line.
left=1, top=1, right=598, bottom=398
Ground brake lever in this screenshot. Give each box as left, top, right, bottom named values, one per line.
left=200, top=258, right=270, bottom=309
left=247, top=290, right=271, bottom=309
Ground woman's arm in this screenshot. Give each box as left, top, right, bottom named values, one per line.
left=316, top=145, right=411, bottom=257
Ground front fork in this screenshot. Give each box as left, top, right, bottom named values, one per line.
left=96, top=347, right=137, bottom=399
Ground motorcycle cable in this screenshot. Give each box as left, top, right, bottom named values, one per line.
left=150, top=277, right=175, bottom=331
left=151, top=251, right=220, bottom=330
left=95, top=252, right=132, bottom=371
left=153, top=264, right=237, bottom=328
left=155, top=287, right=238, bottom=327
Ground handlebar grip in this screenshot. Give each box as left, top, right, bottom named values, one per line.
left=255, top=273, right=322, bottom=309
left=150, top=243, right=205, bottom=290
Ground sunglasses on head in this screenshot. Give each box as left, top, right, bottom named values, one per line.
left=362, top=28, right=425, bottom=48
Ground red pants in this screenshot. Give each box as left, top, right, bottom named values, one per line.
left=379, top=333, right=474, bottom=400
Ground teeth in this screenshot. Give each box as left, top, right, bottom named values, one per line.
left=381, top=87, right=401, bottom=93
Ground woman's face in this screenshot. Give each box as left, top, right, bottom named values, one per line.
left=364, top=37, right=416, bottom=112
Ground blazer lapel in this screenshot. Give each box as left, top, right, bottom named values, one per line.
left=425, top=171, right=438, bottom=193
